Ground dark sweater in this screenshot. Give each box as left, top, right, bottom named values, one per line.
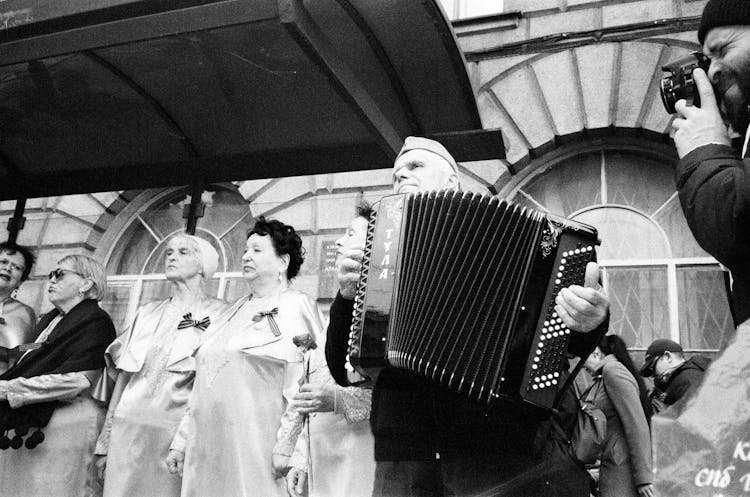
left=325, top=292, right=602, bottom=462
left=662, top=355, right=711, bottom=406
left=676, top=143, right=750, bottom=325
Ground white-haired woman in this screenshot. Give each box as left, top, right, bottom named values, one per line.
left=95, top=234, right=229, bottom=497
left=0, top=254, right=116, bottom=497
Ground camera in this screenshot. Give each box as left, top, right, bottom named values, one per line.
left=660, top=52, right=712, bottom=114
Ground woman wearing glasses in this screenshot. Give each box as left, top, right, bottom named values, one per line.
left=0, top=241, right=37, bottom=374
left=166, top=217, right=324, bottom=497
left=95, top=234, right=228, bottom=497
left=0, top=254, right=116, bottom=497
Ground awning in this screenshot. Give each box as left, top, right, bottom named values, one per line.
left=0, top=0, right=504, bottom=199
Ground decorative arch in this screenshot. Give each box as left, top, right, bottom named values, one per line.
left=474, top=40, right=702, bottom=186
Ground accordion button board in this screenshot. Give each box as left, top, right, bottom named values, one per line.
left=347, top=191, right=599, bottom=411
left=520, top=244, right=596, bottom=408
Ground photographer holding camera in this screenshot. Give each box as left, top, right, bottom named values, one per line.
left=670, top=0, right=750, bottom=326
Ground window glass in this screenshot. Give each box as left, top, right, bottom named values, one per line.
left=606, top=265, right=669, bottom=348
left=653, top=196, right=711, bottom=258
left=521, top=153, right=601, bottom=218
left=573, top=207, right=668, bottom=260
left=677, top=265, right=734, bottom=350
left=604, top=152, right=675, bottom=215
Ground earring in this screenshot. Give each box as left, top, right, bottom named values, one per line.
left=278, top=271, right=284, bottom=283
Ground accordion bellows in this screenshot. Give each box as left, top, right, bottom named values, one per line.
left=347, top=191, right=599, bottom=409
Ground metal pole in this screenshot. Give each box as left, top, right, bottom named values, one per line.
left=184, top=180, right=205, bottom=235
left=7, top=198, right=27, bottom=244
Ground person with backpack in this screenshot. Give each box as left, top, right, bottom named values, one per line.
left=583, top=334, right=653, bottom=497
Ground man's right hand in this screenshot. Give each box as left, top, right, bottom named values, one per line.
left=337, top=248, right=364, bottom=300
left=671, top=68, right=731, bottom=158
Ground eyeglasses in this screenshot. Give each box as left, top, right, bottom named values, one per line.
left=645, top=353, right=666, bottom=375
left=0, top=258, right=24, bottom=273
left=48, top=268, right=84, bottom=281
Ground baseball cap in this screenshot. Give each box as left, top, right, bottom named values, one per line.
left=640, top=339, right=683, bottom=377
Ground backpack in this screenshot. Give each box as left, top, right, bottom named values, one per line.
left=549, top=375, right=607, bottom=467
left=570, top=379, right=607, bottom=465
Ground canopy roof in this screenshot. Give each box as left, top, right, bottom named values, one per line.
left=0, top=0, right=503, bottom=200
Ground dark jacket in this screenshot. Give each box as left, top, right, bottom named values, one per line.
left=0, top=299, right=116, bottom=442
left=657, top=355, right=711, bottom=406
left=676, top=143, right=750, bottom=325
left=325, top=292, right=602, bottom=463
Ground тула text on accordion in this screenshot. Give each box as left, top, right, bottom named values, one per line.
left=346, top=190, right=602, bottom=411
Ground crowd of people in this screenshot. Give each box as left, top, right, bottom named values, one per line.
left=0, top=0, right=748, bottom=495
left=0, top=137, right=711, bottom=497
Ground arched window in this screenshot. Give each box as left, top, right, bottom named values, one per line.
left=502, top=144, right=734, bottom=353
left=102, top=186, right=254, bottom=330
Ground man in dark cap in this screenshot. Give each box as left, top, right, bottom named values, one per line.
left=326, top=136, right=610, bottom=496
left=671, top=0, right=750, bottom=326
left=639, top=339, right=711, bottom=413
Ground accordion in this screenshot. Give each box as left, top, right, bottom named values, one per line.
left=346, top=191, right=600, bottom=410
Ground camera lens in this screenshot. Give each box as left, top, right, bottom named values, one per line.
left=659, top=52, right=711, bottom=114
left=660, top=78, right=677, bottom=114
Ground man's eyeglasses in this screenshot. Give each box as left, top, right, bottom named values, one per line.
left=0, top=259, right=24, bottom=273
left=48, top=269, right=83, bottom=281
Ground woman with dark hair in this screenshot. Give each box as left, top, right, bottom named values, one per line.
left=0, top=241, right=37, bottom=374
left=0, top=254, right=116, bottom=497
left=167, top=217, right=324, bottom=497
left=584, top=334, right=653, bottom=497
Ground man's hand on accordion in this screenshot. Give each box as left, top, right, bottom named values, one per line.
left=337, top=248, right=364, bottom=300
left=554, top=262, right=608, bottom=333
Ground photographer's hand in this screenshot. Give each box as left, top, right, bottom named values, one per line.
left=671, top=68, right=731, bottom=158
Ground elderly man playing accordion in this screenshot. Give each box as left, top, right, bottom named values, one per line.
left=326, top=136, right=610, bottom=497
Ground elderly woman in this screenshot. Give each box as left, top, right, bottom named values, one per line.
left=0, top=241, right=37, bottom=375
left=95, top=234, right=228, bottom=497
left=0, top=254, right=116, bottom=497
left=284, top=203, right=376, bottom=497
left=167, top=217, right=324, bottom=497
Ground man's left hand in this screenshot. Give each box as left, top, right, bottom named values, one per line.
left=554, top=262, right=608, bottom=333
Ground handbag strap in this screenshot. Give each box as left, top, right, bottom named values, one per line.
left=578, top=374, right=601, bottom=404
